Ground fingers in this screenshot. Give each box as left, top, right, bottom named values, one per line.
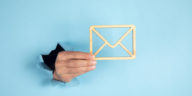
left=72, top=71, right=88, bottom=77
left=68, top=66, right=95, bottom=73
left=68, top=60, right=96, bottom=67
left=54, top=51, right=97, bottom=83
left=56, top=66, right=96, bottom=74
left=58, top=51, right=95, bottom=60
left=56, top=60, right=96, bottom=68
left=56, top=60, right=97, bottom=68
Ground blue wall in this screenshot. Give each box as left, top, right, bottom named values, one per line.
left=0, top=0, right=192, bottom=96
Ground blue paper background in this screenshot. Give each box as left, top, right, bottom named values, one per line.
left=0, top=0, right=192, bottom=96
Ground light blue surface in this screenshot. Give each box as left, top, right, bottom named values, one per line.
left=0, top=0, right=192, bottom=96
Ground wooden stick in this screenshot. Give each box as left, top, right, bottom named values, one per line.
left=93, top=25, right=135, bottom=28
left=119, top=42, right=133, bottom=56
left=90, top=27, right=93, bottom=54
left=132, top=27, right=136, bottom=56
left=94, top=43, right=106, bottom=56
left=92, top=28, right=110, bottom=46
left=95, top=57, right=135, bottom=60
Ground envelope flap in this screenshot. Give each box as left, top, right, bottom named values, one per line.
left=92, top=25, right=134, bottom=48
left=94, top=28, right=129, bottom=46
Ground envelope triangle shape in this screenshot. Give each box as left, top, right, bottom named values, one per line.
left=92, top=27, right=133, bottom=48
left=94, top=27, right=130, bottom=47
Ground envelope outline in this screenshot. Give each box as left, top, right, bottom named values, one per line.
left=90, top=25, right=136, bottom=60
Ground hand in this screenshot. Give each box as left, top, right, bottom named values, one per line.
left=53, top=51, right=96, bottom=82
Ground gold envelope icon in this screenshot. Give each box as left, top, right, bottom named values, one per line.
left=90, top=25, right=136, bottom=60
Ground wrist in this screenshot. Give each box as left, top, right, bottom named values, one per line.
left=53, top=71, right=59, bottom=80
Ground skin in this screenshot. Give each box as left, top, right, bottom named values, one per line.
left=53, top=51, right=97, bottom=82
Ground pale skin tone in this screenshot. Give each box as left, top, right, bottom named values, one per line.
left=53, top=51, right=96, bottom=82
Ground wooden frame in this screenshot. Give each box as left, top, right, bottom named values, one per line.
left=90, top=25, right=136, bottom=60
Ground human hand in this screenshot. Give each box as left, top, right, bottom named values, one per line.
left=53, top=51, right=96, bottom=82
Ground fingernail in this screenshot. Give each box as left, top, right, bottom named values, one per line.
left=91, top=55, right=95, bottom=59
left=89, top=66, right=96, bottom=70
left=91, top=61, right=97, bottom=64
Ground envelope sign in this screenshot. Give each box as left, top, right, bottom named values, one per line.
left=90, top=25, right=136, bottom=60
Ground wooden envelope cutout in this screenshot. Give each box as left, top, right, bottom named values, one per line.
left=90, top=25, right=136, bottom=60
